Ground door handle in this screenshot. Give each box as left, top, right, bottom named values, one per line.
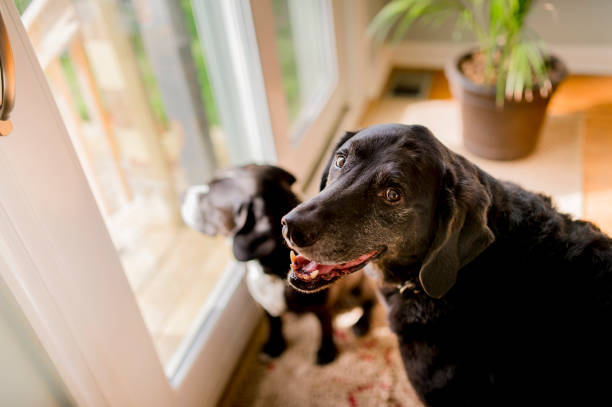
left=0, top=9, right=15, bottom=137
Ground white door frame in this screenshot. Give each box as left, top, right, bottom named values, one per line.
left=0, top=0, right=392, bottom=404
left=0, top=1, right=260, bottom=405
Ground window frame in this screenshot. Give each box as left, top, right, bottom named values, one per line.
left=0, top=1, right=261, bottom=405
left=250, top=0, right=349, bottom=184
left=1, top=0, right=386, bottom=403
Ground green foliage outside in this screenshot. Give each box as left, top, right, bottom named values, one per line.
left=14, top=0, right=32, bottom=14
left=116, top=0, right=221, bottom=128
left=59, top=52, right=91, bottom=122
left=15, top=0, right=292, bottom=126
left=369, top=0, right=552, bottom=105
left=124, top=12, right=170, bottom=127
left=272, top=0, right=301, bottom=121
left=124, top=0, right=222, bottom=127
left=15, top=2, right=90, bottom=121
left=179, top=0, right=220, bottom=126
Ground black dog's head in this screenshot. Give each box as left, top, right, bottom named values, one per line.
left=282, top=124, right=494, bottom=298
left=181, top=164, right=299, bottom=263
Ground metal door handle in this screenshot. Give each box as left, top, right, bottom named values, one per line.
left=0, top=9, right=15, bottom=136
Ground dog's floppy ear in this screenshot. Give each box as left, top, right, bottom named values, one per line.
left=263, top=165, right=296, bottom=187
left=231, top=197, right=277, bottom=261
left=419, top=158, right=495, bottom=298
left=320, top=131, right=357, bottom=191
left=231, top=200, right=251, bottom=236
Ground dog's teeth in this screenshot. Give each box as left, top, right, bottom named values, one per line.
left=310, top=269, right=319, bottom=279
left=290, top=251, right=296, bottom=263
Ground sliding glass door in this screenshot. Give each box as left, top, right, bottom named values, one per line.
left=1, top=0, right=349, bottom=404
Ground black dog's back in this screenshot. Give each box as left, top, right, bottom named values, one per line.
left=386, top=178, right=612, bottom=405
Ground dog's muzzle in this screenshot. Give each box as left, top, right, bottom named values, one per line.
left=180, top=184, right=210, bottom=230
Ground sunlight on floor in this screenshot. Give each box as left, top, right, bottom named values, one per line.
left=360, top=99, right=583, bottom=218
left=124, top=228, right=232, bottom=365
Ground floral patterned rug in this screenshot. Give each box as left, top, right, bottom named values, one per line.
left=221, top=303, right=422, bottom=407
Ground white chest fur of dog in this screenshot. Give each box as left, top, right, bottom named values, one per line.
left=245, top=261, right=287, bottom=317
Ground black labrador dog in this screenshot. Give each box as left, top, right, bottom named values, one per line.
left=181, top=164, right=375, bottom=365
left=282, top=124, right=612, bottom=405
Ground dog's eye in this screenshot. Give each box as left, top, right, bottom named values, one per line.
left=335, top=155, right=346, bottom=168
left=385, top=188, right=401, bottom=202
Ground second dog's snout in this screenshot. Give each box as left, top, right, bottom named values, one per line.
left=281, top=212, right=319, bottom=248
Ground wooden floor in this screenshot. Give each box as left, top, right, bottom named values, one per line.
left=123, top=226, right=232, bottom=366
left=370, top=71, right=612, bottom=235
left=549, top=76, right=612, bottom=236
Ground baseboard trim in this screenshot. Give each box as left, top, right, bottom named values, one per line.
left=390, top=41, right=612, bottom=75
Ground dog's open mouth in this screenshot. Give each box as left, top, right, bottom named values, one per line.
left=288, top=250, right=379, bottom=292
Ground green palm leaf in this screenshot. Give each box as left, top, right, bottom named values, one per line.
left=368, top=0, right=551, bottom=105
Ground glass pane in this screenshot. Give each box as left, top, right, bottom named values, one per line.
left=271, top=0, right=337, bottom=138
left=271, top=0, right=301, bottom=121
left=17, top=0, right=238, bottom=369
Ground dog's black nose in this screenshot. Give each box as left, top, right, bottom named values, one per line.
left=281, top=212, right=319, bottom=248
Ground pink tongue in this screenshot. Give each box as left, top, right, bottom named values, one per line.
left=295, top=251, right=378, bottom=275
left=302, top=260, right=335, bottom=274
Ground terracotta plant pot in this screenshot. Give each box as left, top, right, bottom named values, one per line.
left=445, top=52, right=568, bottom=160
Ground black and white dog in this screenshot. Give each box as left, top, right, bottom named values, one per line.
left=181, top=164, right=376, bottom=364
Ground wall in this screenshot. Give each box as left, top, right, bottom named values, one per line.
left=385, top=0, right=612, bottom=74
left=398, top=0, right=612, bottom=45
left=0, top=278, right=74, bottom=407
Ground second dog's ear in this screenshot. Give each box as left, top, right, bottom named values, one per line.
left=319, top=131, right=357, bottom=191
left=264, top=165, right=296, bottom=187
left=231, top=198, right=276, bottom=261
left=232, top=200, right=252, bottom=236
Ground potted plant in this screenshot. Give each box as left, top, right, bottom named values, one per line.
left=369, top=0, right=567, bottom=160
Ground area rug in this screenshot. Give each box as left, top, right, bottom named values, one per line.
left=221, top=303, right=422, bottom=407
